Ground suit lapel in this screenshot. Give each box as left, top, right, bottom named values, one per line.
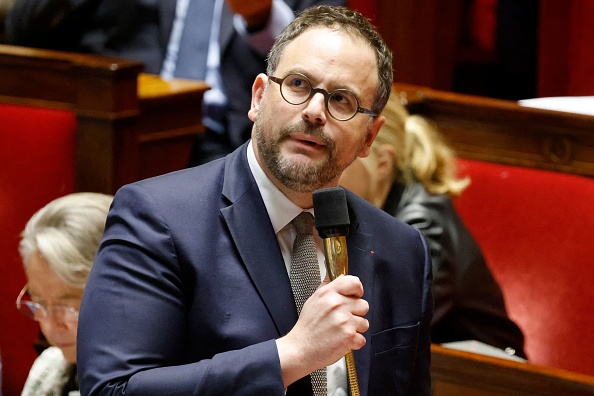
left=219, top=149, right=373, bottom=395
left=345, top=198, right=374, bottom=396
left=220, top=145, right=298, bottom=337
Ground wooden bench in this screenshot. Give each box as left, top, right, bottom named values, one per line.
left=0, top=43, right=209, bottom=193
left=393, top=83, right=594, bottom=378
left=0, top=44, right=208, bottom=395
left=431, top=344, right=594, bottom=395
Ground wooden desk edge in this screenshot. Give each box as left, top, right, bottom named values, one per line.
left=138, top=74, right=210, bottom=100
left=431, top=344, right=594, bottom=393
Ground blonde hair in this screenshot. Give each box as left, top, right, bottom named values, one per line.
left=19, top=192, right=113, bottom=289
left=363, top=88, right=470, bottom=198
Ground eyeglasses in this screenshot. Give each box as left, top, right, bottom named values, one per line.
left=15, top=285, right=79, bottom=323
left=268, top=73, right=377, bottom=121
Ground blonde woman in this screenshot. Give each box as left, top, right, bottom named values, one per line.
left=340, top=88, right=526, bottom=359
left=16, top=192, right=112, bottom=396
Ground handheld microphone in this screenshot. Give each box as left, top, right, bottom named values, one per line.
left=313, top=187, right=360, bottom=396
left=313, top=187, right=350, bottom=281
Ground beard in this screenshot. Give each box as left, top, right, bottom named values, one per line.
left=255, top=112, right=366, bottom=193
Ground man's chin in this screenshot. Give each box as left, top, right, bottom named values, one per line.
left=278, top=152, right=326, bottom=174
left=281, top=141, right=327, bottom=160
left=285, top=154, right=326, bottom=171
left=277, top=160, right=341, bottom=192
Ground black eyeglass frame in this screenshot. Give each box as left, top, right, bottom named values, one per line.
left=268, top=73, right=377, bottom=121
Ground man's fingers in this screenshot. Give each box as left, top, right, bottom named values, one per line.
left=328, top=275, right=364, bottom=298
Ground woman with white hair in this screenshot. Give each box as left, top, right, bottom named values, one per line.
left=15, top=192, right=112, bottom=396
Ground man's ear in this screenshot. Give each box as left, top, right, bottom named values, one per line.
left=358, top=115, right=385, bottom=158
left=248, top=73, right=267, bottom=122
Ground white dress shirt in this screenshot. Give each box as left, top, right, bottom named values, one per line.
left=247, top=141, right=348, bottom=396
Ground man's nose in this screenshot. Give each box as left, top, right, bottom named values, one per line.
left=301, top=92, right=327, bottom=125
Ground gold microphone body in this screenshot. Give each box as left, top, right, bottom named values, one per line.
left=323, top=235, right=360, bottom=396
left=313, top=187, right=360, bottom=396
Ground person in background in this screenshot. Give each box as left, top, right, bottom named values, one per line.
left=15, top=193, right=112, bottom=396
left=5, top=0, right=345, bottom=167
left=0, top=0, right=15, bottom=42
left=173, top=0, right=347, bottom=167
left=77, top=6, right=433, bottom=395
left=339, top=87, right=526, bottom=359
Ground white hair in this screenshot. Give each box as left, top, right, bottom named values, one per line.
left=19, top=192, right=113, bottom=288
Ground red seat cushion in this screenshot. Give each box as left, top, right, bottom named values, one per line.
left=454, top=158, right=594, bottom=376
left=0, top=103, right=76, bottom=394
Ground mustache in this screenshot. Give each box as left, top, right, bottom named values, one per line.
left=279, top=121, right=334, bottom=149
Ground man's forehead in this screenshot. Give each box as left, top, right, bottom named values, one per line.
left=276, top=27, right=379, bottom=97
left=282, top=26, right=358, bottom=52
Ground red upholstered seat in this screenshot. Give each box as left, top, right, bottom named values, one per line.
left=454, top=157, right=594, bottom=376
left=0, top=103, right=76, bottom=395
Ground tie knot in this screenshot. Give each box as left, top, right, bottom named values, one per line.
left=292, top=212, right=315, bottom=235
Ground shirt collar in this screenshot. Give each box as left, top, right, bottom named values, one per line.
left=247, top=141, right=311, bottom=233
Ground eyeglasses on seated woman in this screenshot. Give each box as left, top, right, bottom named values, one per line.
left=16, top=192, right=112, bottom=396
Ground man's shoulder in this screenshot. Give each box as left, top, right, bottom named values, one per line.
left=345, top=188, right=421, bottom=237
left=124, top=158, right=226, bottom=195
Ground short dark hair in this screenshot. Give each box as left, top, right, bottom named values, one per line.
left=267, top=5, right=393, bottom=115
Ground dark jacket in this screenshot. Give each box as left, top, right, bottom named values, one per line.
left=383, top=181, right=526, bottom=358
left=77, top=143, right=434, bottom=395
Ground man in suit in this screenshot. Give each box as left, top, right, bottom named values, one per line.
left=6, top=0, right=345, bottom=165
left=77, top=5, right=433, bottom=395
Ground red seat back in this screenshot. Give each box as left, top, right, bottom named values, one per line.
left=454, top=157, right=594, bottom=376
left=0, top=103, right=76, bottom=395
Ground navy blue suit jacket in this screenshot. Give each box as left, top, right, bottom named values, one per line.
left=77, top=143, right=433, bottom=395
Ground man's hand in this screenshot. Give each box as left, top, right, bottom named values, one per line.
left=276, top=275, right=370, bottom=387
left=226, top=0, right=273, bottom=30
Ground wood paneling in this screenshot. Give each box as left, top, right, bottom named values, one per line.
left=375, top=0, right=465, bottom=90
left=394, top=82, right=594, bottom=177
left=0, top=44, right=208, bottom=194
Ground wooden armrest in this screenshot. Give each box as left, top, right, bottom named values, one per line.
left=431, top=344, right=594, bottom=395
left=0, top=44, right=143, bottom=117
left=392, top=82, right=594, bottom=177
left=0, top=44, right=209, bottom=193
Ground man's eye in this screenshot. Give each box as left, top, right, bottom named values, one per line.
left=332, top=93, right=346, bottom=104
left=330, top=92, right=356, bottom=108
left=288, top=76, right=309, bottom=89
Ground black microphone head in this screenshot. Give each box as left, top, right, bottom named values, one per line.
left=313, top=187, right=350, bottom=238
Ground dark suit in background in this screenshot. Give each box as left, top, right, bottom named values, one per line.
left=384, top=181, right=526, bottom=358
left=5, top=0, right=167, bottom=72
left=5, top=0, right=346, bottom=165
left=77, top=143, right=434, bottom=395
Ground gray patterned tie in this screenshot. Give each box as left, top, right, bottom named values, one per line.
left=289, top=212, right=327, bottom=396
